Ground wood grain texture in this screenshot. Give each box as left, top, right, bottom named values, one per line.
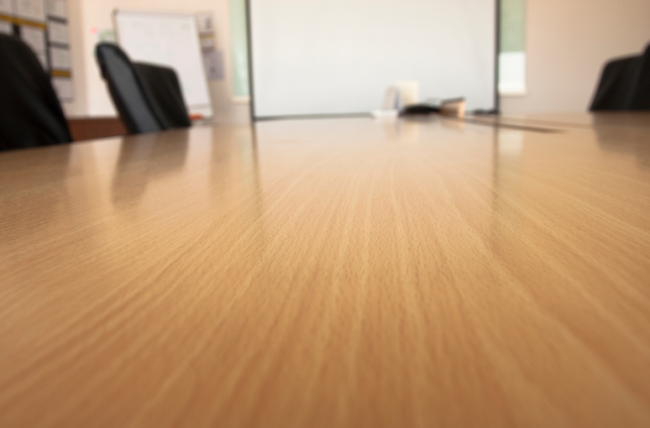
left=1, top=115, right=650, bottom=428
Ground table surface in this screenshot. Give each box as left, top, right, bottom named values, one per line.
left=1, top=113, right=650, bottom=428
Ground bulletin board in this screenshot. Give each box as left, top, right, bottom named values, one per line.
left=0, top=0, right=73, bottom=101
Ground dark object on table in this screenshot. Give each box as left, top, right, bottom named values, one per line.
left=401, top=104, right=441, bottom=115
left=401, top=98, right=466, bottom=117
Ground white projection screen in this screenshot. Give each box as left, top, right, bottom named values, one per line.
left=248, top=0, right=498, bottom=119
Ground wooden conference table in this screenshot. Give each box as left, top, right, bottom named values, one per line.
left=1, top=113, right=650, bottom=428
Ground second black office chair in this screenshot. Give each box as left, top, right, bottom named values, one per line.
left=95, top=43, right=191, bottom=134
left=590, top=43, right=650, bottom=111
left=135, top=63, right=192, bottom=129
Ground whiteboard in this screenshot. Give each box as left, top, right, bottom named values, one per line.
left=114, top=10, right=213, bottom=118
left=249, top=0, right=497, bottom=118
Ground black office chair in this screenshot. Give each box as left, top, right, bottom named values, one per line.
left=95, top=43, right=165, bottom=134
left=95, top=43, right=191, bottom=134
left=134, top=63, right=192, bottom=129
left=590, top=43, right=650, bottom=111
left=630, top=44, right=650, bottom=110
left=0, top=34, right=72, bottom=152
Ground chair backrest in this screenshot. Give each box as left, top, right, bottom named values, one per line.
left=134, top=63, right=191, bottom=129
left=590, top=55, right=642, bottom=111
left=95, top=43, right=165, bottom=134
left=630, top=44, right=650, bottom=110
left=0, top=34, right=72, bottom=152
left=591, top=42, right=650, bottom=111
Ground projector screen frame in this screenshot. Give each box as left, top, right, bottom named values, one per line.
left=245, top=0, right=501, bottom=121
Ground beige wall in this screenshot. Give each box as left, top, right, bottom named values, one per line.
left=62, top=0, right=650, bottom=119
left=63, top=0, right=250, bottom=123
left=501, top=0, right=650, bottom=114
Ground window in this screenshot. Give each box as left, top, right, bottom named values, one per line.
left=230, top=0, right=250, bottom=100
left=499, top=0, right=526, bottom=95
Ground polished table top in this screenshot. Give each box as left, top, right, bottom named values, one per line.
left=1, top=114, right=650, bottom=428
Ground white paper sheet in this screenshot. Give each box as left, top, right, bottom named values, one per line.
left=49, top=46, right=70, bottom=69
left=0, top=0, right=14, bottom=15
left=47, top=20, right=68, bottom=44
left=47, top=0, right=66, bottom=19
left=0, top=21, right=12, bottom=35
left=21, top=25, right=46, bottom=52
left=52, top=77, right=73, bottom=100
left=16, top=0, right=46, bottom=22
